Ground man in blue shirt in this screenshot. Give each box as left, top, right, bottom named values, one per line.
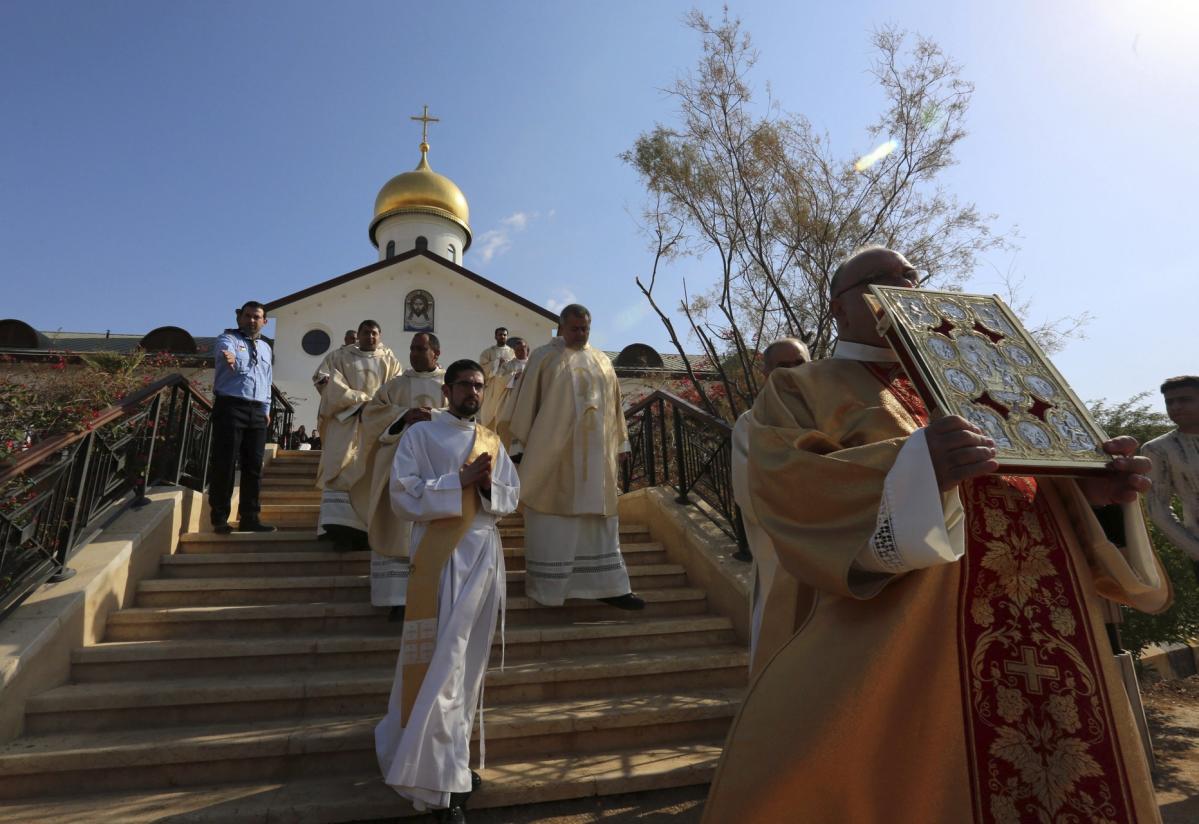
left=209, top=301, right=276, bottom=534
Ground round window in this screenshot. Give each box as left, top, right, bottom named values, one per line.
left=301, top=329, right=331, bottom=356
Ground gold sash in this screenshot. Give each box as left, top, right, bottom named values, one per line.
left=399, top=423, right=502, bottom=726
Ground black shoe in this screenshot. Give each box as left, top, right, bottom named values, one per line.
left=432, top=804, right=466, bottom=823
left=471, top=771, right=482, bottom=793
left=388, top=606, right=406, bottom=623
left=213, top=523, right=232, bottom=535
left=237, top=521, right=277, bottom=533
left=600, top=593, right=645, bottom=611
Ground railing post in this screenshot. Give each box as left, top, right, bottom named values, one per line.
left=51, top=436, right=94, bottom=583
left=672, top=404, right=689, bottom=504
left=174, top=388, right=193, bottom=485
left=643, top=406, right=656, bottom=487
left=657, top=398, right=669, bottom=487
left=132, top=394, right=162, bottom=508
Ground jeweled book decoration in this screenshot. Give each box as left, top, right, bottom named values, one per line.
left=865, top=286, right=1109, bottom=476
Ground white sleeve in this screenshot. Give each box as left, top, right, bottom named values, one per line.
left=389, top=430, right=464, bottom=522
left=481, top=445, right=521, bottom=517
left=853, top=429, right=966, bottom=574
left=1143, top=441, right=1199, bottom=560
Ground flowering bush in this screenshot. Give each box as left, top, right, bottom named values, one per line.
left=0, top=351, right=182, bottom=466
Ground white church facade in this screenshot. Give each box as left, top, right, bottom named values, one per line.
left=266, top=121, right=557, bottom=429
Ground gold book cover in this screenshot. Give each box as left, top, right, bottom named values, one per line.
left=865, top=285, right=1109, bottom=476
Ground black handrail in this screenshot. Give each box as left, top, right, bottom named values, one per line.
left=0, top=374, right=215, bottom=619
left=268, top=384, right=295, bottom=447
left=622, top=390, right=749, bottom=559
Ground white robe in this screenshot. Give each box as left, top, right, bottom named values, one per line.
left=374, top=413, right=519, bottom=811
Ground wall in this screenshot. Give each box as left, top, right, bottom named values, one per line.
left=272, top=255, right=556, bottom=429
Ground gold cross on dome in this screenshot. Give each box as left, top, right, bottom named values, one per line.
left=410, top=105, right=440, bottom=145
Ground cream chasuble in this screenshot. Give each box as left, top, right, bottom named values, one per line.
left=315, top=346, right=402, bottom=534
left=507, top=338, right=633, bottom=604
left=374, top=413, right=518, bottom=811
left=349, top=368, right=446, bottom=606
left=703, top=345, right=1170, bottom=824
left=479, top=357, right=527, bottom=431
left=478, top=344, right=515, bottom=380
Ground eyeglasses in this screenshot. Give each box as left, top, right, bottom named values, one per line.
left=451, top=381, right=486, bottom=393
left=831, top=268, right=923, bottom=300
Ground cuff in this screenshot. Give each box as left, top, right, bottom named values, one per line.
left=855, top=429, right=965, bottom=575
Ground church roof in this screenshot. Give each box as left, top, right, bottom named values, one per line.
left=264, top=247, right=559, bottom=323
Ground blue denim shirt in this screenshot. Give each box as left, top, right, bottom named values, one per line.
left=213, top=330, right=272, bottom=412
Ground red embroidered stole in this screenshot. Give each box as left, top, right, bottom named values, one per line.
left=865, top=363, right=1139, bottom=824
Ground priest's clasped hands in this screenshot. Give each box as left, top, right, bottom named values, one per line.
left=459, top=453, right=492, bottom=492
left=925, top=416, right=1152, bottom=506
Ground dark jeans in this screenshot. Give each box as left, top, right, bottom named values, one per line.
left=208, top=395, right=268, bottom=526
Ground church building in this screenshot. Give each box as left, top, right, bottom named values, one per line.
left=267, top=113, right=558, bottom=429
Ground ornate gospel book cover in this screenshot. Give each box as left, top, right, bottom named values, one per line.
left=865, top=285, right=1110, bottom=476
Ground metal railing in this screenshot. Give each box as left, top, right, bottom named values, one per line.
left=268, top=384, right=295, bottom=447
left=621, top=390, right=749, bottom=558
left=0, top=375, right=214, bottom=618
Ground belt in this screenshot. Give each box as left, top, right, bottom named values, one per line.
left=215, top=394, right=266, bottom=406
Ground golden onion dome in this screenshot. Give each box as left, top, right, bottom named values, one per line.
left=370, top=141, right=471, bottom=250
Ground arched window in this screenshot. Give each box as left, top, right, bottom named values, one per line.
left=386, top=240, right=395, bottom=259
left=415, top=236, right=429, bottom=252
left=447, top=243, right=456, bottom=263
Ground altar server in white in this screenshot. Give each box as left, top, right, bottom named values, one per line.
left=375, top=359, right=519, bottom=823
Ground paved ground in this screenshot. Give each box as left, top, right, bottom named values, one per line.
left=1145, top=674, right=1199, bottom=824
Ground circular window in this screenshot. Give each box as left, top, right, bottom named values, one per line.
left=301, top=329, right=331, bottom=356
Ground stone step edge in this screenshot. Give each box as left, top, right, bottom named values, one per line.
left=30, top=646, right=748, bottom=714
left=0, top=741, right=722, bottom=822
left=164, top=543, right=666, bottom=562
left=72, top=616, right=737, bottom=665
left=105, top=588, right=707, bottom=624
left=0, top=690, right=742, bottom=775
left=138, top=564, right=687, bottom=591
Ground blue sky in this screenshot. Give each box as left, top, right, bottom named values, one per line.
left=2, top=1, right=1194, bottom=411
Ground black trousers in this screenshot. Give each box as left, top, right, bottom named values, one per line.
left=208, top=395, right=268, bottom=526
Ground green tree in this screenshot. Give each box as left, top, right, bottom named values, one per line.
left=623, top=11, right=1010, bottom=417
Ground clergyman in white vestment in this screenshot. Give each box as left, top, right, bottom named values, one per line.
left=1142, top=375, right=1199, bottom=575
left=315, top=320, right=402, bottom=550
left=478, top=326, right=515, bottom=384
left=507, top=304, right=642, bottom=610
left=479, top=337, right=529, bottom=431
left=350, top=332, right=446, bottom=615
left=730, top=337, right=809, bottom=672
left=375, top=359, right=519, bottom=820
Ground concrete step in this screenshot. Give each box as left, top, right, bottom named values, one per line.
left=72, top=617, right=739, bottom=682
left=27, top=647, right=747, bottom=733
left=259, top=476, right=318, bottom=488
left=103, top=589, right=709, bottom=641
left=273, top=450, right=322, bottom=461
left=136, top=564, right=689, bottom=606
left=0, top=740, right=723, bottom=822
left=174, top=525, right=655, bottom=555
left=177, top=530, right=328, bottom=554
left=261, top=462, right=320, bottom=476
left=0, top=690, right=740, bottom=799
left=259, top=489, right=322, bottom=504
left=257, top=504, right=321, bottom=527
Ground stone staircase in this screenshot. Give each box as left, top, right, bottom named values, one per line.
left=0, top=449, right=746, bottom=822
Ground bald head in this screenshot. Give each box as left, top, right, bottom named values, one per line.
left=830, top=246, right=920, bottom=345
left=763, top=338, right=810, bottom=376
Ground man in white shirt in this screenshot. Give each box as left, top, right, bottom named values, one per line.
left=1142, top=375, right=1199, bottom=578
